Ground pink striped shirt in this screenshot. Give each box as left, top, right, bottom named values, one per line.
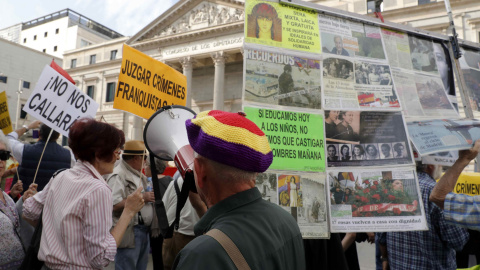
left=23, top=160, right=116, bottom=269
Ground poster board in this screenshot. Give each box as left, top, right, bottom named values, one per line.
left=23, top=65, right=99, bottom=137
left=114, top=44, right=187, bottom=119
left=240, top=0, right=479, bottom=235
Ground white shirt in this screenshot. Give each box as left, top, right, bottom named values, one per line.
left=162, top=176, right=200, bottom=236
left=7, top=131, right=76, bottom=167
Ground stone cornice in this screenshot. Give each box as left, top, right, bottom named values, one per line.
left=131, top=21, right=243, bottom=49
left=128, top=0, right=244, bottom=45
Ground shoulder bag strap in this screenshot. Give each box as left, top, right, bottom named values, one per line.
left=205, top=228, right=251, bottom=270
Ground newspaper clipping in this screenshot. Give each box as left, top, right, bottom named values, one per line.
left=323, top=57, right=400, bottom=110
left=381, top=28, right=413, bottom=70
left=325, top=110, right=414, bottom=167
left=256, top=171, right=329, bottom=238
left=327, top=168, right=427, bottom=232
left=392, top=68, right=458, bottom=119
left=244, top=48, right=322, bottom=109
left=459, top=47, right=480, bottom=111
left=408, top=118, right=480, bottom=155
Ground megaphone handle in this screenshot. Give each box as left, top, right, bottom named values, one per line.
left=174, top=145, right=195, bottom=179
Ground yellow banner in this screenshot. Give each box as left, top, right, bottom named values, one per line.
left=452, top=172, right=480, bottom=196
left=0, top=92, right=12, bottom=134
left=114, top=44, right=187, bottom=119
left=244, top=0, right=321, bottom=53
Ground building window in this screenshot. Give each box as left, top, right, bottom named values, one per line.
left=71, top=59, right=77, bottom=68
left=80, top=39, right=91, bottom=47
left=44, top=32, right=48, bottom=37
left=56, top=28, right=59, bottom=34
left=54, top=46, right=58, bottom=52
left=34, top=35, right=37, bottom=40
left=110, top=50, right=118, bottom=60
left=367, top=1, right=377, bottom=13
left=0, top=76, right=7, bottom=84
left=23, top=81, right=30, bottom=89
left=106, top=82, right=116, bottom=102
left=20, top=105, right=27, bottom=119
left=87, top=85, right=95, bottom=98
left=42, top=49, right=46, bottom=53
left=418, top=0, right=436, bottom=4
left=89, top=55, right=96, bottom=65
left=23, top=38, right=26, bottom=43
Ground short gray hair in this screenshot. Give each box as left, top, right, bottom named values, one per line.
left=198, top=153, right=257, bottom=183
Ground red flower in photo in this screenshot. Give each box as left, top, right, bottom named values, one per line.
left=361, top=196, right=369, bottom=203
left=352, top=211, right=358, bottom=217
left=372, top=194, right=381, bottom=200
left=388, top=195, right=396, bottom=201
left=352, top=204, right=358, bottom=210
left=364, top=180, right=370, bottom=185
left=371, top=185, right=377, bottom=191
left=373, top=181, right=379, bottom=185
left=377, top=208, right=386, bottom=214
left=365, top=212, right=373, bottom=217
left=364, top=188, right=370, bottom=194
left=355, top=195, right=361, bottom=200
left=393, top=208, right=402, bottom=215
left=383, top=189, right=388, bottom=194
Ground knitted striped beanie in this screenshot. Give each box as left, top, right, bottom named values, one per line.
left=185, top=110, right=273, bottom=172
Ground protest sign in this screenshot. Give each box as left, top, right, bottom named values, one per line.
left=23, top=65, right=99, bottom=137
left=452, top=172, right=480, bottom=196
left=325, top=110, right=414, bottom=167
left=114, top=44, right=187, bottom=119
left=244, top=0, right=321, bottom=53
left=244, top=47, right=322, bottom=109
left=256, top=171, right=329, bottom=238
left=0, top=92, right=12, bottom=134
left=407, top=118, right=480, bottom=156
left=244, top=106, right=325, bottom=172
left=327, top=167, right=427, bottom=232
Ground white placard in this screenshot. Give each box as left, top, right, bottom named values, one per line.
left=23, top=65, right=99, bottom=137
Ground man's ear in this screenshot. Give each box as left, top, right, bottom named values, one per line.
left=194, top=157, right=206, bottom=189
left=426, top=164, right=435, bottom=175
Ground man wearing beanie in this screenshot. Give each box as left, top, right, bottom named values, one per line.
left=108, top=140, right=154, bottom=270
left=173, top=110, right=306, bottom=270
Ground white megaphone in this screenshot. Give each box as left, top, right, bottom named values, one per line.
left=143, top=105, right=196, bottom=181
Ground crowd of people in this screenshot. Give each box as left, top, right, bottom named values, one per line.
left=1, top=110, right=480, bottom=270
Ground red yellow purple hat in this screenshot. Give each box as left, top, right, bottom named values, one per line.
left=185, top=110, right=273, bottom=172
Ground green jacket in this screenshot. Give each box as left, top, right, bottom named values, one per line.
left=173, top=188, right=306, bottom=270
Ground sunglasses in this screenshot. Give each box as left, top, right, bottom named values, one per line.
left=0, top=150, right=10, bottom=161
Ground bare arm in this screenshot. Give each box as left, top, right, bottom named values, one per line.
left=380, top=243, right=389, bottom=270
left=14, top=120, right=41, bottom=137
left=341, top=232, right=356, bottom=251
left=113, top=199, right=126, bottom=213
left=110, top=187, right=144, bottom=246
left=430, top=140, right=480, bottom=209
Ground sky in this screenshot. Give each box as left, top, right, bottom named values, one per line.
left=0, top=0, right=179, bottom=36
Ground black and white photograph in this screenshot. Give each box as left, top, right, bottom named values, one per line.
left=256, top=172, right=277, bottom=203
left=323, top=57, right=354, bottom=80
left=325, top=111, right=414, bottom=167
left=354, top=62, right=392, bottom=85
left=409, top=35, right=437, bottom=73
left=321, top=32, right=356, bottom=57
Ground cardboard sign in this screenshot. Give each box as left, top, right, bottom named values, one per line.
left=0, top=92, right=12, bottom=134
left=114, top=44, right=187, bottom=119
left=23, top=65, right=99, bottom=137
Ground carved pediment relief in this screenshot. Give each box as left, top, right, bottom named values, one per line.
left=154, top=2, right=244, bottom=38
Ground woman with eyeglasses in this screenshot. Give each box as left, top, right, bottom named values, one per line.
left=23, top=118, right=145, bottom=269
left=0, top=131, right=37, bottom=269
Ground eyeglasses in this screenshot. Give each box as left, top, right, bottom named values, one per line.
left=0, top=150, right=11, bottom=161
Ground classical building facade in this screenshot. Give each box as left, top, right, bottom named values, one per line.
left=65, top=0, right=480, bottom=139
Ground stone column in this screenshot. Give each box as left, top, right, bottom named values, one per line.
left=180, top=57, right=194, bottom=108
left=211, top=52, right=228, bottom=110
